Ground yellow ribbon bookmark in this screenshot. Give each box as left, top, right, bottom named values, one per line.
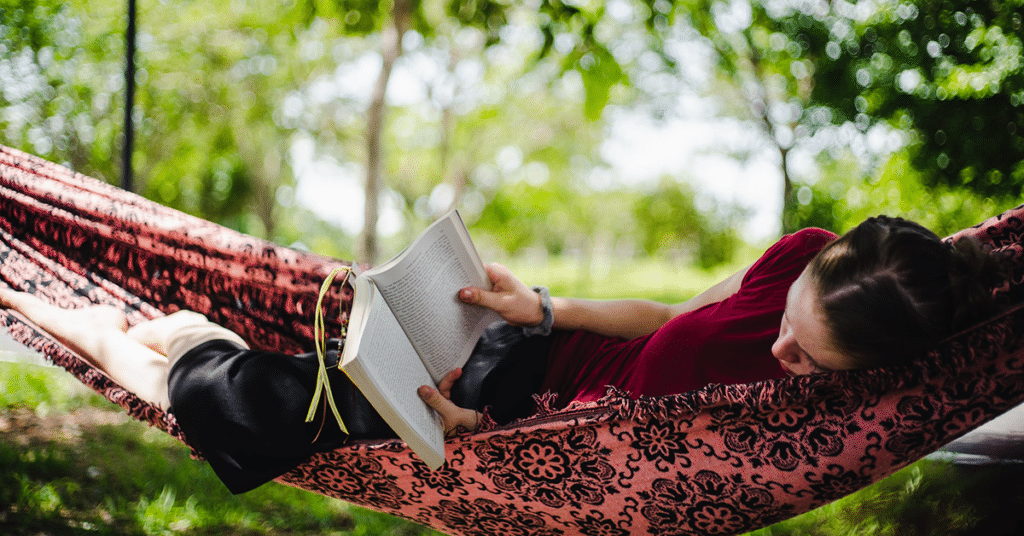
left=305, top=266, right=352, bottom=435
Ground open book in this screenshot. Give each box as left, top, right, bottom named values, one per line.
left=339, top=210, right=500, bottom=469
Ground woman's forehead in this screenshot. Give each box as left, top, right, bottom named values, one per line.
left=788, top=270, right=854, bottom=371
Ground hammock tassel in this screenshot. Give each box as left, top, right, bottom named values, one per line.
left=305, top=266, right=351, bottom=435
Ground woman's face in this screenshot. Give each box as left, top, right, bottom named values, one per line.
left=772, top=268, right=852, bottom=375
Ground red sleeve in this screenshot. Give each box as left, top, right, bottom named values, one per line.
left=741, top=228, right=838, bottom=291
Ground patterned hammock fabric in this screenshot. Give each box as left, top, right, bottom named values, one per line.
left=2, top=144, right=1024, bottom=536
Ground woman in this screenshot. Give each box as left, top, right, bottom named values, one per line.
left=433, top=215, right=1007, bottom=430
left=0, top=215, right=1007, bottom=493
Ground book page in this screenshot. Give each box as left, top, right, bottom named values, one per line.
left=365, top=212, right=500, bottom=383
left=341, top=281, right=444, bottom=464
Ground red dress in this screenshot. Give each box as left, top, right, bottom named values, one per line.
left=540, top=228, right=838, bottom=406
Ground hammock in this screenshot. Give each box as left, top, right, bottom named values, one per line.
left=2, top=144, right=1024, bottom=536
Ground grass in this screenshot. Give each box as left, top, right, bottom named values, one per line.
left=3, top=256, right=1024, bottom=534
left=749, top=460, right=1024, bottom=535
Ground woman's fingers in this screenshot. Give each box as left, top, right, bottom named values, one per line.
left=459, top=263, right=514, bottom=308
left=421, top=369, right=476, bottom=436
left=418, top=385, right=479, bottom=436
left=436, top=368, right=463, bottom=399
left=459, top=263, right=543, bottom=326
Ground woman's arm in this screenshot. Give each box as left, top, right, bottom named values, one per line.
left=460, top=263, right=751, bottom=340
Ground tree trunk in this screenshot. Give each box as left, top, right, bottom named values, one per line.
left=360, top=0, right=411, bottom=265
left=779, top=146, right=795, bottom=233
left=256, top=144, right=281, bottom=238
left=745, top=48, right=795, bottom=234
left=439, top=52, right=467, bottom=215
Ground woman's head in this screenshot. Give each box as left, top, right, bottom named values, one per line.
left=781, top=216, right=1007, bottom=372
left=772, top=268, right=851, bottom=375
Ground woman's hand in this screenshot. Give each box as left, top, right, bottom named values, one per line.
left=418, top=368, right=480, bottom=436
left=458, top=263, right=543, bottom=327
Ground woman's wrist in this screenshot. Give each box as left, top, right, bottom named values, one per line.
left=521, top=286, right=553, bottom=336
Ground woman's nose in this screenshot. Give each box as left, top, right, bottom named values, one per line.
left=772, top=332, right=799, bottom=363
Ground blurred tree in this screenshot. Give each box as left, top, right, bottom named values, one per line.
left=792, top=149, right=1007, bottom=237
left=383, top=40, right=609, bottom=248
left=3, top=0, right=734, bottom=259
left=294, top=0, right=433, bottom=263
left=672, top=0, right=821, bottom=232
left=634, top=178, right=746, bottom=269
left=670, top=0, right=1022, bottom=233
left=295, top=0, right=680, bottom=262
left=0, top=0, right=345, bottom=239
left=0, top=1, right=120, bottom=176
left=810, top=0, right=1024, bottom=199
left=784, top=152, right=858, bottom=233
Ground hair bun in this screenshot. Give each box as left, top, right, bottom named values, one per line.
left=947, top=236, right=1009, bottom=330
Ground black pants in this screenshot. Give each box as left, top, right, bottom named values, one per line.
left=167, top=326, right=551, bottom=493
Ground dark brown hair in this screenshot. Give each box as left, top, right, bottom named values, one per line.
left=807, top=216, right=1007, bottom=369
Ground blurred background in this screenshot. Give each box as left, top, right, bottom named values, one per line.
left=2, top=0, right=1024, bottom=534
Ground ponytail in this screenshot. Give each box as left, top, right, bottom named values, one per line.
left=947, top=236, right=1008, bottom=331
left=809, top=216, right=1009, bottom=369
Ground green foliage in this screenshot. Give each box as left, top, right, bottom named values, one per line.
left=670, top=0, right=1022, bottom=230
left=296, top=0, right=512, bottom=41
left=670, top=0, right=829, bottom=231
left=788, top=150, right=1008, bottom=236
left=784, top=154, right=861, bottom=234
left=506, top=246, right=756, bottom=308
left=447, top=0, right=510, bottom=46
left=811, top=0, right=1024, bottom=199
left=634, top=179, right=746, bottom=269
left=7, top=0, right=1009, bottom=273
left=475, top=181, right=564, bottom=254
left=0, top=0, right=64, bottom=51
left=574, top=41, right=626, bottom=121
left=0, top=0, right=330, bottom=237
left=473, top=180, right=632, bottom=256
left=1, top=0, right=744, bottom=266
left=0, top=357, right=104, bottom=411
left=531, top=0, right=674, bottom=121
left=299, top=0, right=390, bottom=34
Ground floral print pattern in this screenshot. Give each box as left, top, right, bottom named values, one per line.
left=432, top=497, right=561, bottom=536
left=629, top=418, right=693, bottom=469
left=3, top=146, right=1024, bottom=535
left=475, top=426, right=618, bottom=509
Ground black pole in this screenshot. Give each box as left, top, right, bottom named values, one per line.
left=122, top=0, right=136, bottom=192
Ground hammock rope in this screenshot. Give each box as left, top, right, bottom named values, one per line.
left=3, top=144, right=1024, bottom=536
